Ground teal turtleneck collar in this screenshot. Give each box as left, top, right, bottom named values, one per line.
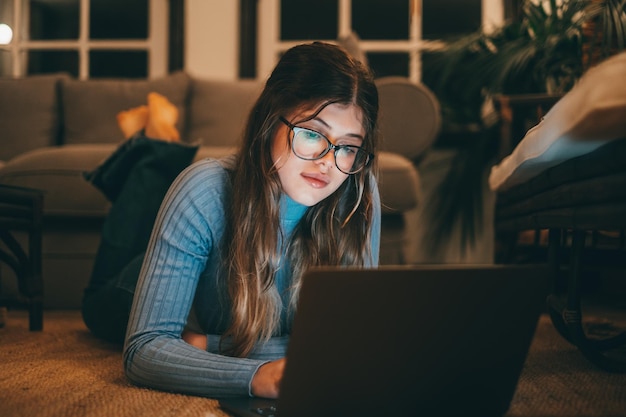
left=279, top=193, right=308, bottom=224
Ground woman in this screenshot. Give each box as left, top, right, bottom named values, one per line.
left=83, top=41, right=380, bottom=399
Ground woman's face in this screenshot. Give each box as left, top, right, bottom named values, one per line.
left=272, top=102, right=366, bottom=207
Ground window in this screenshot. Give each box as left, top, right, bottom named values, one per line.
left=257, top=0, right=503, bottom=83
left=0, top=0, right=168, bottom=79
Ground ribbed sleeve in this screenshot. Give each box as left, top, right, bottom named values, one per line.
left=123, top=159, right=270, bottom=397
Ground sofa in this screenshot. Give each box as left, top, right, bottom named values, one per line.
left=0, top=71, right=439, bottom=309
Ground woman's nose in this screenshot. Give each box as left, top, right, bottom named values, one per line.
left=315, top=150, right=335, bottom=171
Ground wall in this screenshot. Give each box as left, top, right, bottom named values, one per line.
left=184, top=0, right=238, bottom=80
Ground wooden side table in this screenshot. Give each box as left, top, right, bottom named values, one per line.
left=0, top=184, right=44, bottom=330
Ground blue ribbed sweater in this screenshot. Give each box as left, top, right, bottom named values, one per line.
left=123, top=157, right=381, bottom=398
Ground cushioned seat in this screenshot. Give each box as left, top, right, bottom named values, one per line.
left=376, top=151, right=421, bottom=213
left=0, top=145, right=424, bottom=218
left=373, top=77, right=441, bottom=263
left=491, top=52, right=626, bottom=373
left=495, top=137, right=626, bottom=230
left=0, top=145, right=116, bottom=217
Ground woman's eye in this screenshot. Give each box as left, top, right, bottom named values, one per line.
left=302, top=129, right=322, bottom=141
left=338, top=146, right=357, bottom=156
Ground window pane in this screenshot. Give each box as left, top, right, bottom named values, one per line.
left=421, top=51, right=439, bottom=91
left=353, top=0, right=409, bottom=40
left=29, top=0, right=79, bottom=40
left=26, top=50, right=78, bottom=76
left=367, top=52, right=409, bottom=78
left=89, top=50, right=147, bottom=78
left=280, top=0, right=337, bottom=40
left=90, top=0, right=148, bottom=40
left=423, top=0, right=481, bottom=39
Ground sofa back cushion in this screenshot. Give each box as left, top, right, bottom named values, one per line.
left=0, top=73, right=67, bottom=162
left=187, top=78, right=263, bottom=147
left=61, top=71, right=190, bottom=145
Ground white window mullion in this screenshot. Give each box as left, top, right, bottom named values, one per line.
left=11, top=0, right=23, bottom=77
left=338, top=0, right=351, bottom=38
left=149, top=0, right=168, bottom=79
left=79, top=0, right=89, bottom=80
left=410, top=0, right=421, bottom=83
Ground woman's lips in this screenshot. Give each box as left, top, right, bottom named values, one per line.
left=301, top=172, right=330, bottom=188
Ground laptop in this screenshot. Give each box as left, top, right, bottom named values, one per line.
left=219, top=264, right=549, bottom=417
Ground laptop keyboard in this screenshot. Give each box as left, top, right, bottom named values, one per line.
left=251, top=405, right=277, bottom=416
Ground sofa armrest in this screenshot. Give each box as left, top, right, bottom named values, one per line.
left=376, top=77, right=441, bottom=161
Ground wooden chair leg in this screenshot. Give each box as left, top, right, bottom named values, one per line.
left=546, top=228, right=574, bottom=343
left=548, top=229, right=626, bottom=373
left=27, top=221, right=43, bottom=331
left=0, top=227, right=43, bottom=331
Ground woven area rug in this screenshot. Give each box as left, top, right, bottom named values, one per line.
left=1, top=309, right=626, bottom=417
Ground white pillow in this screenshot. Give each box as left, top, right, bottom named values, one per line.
left=489, top=52, right=626, bottom=192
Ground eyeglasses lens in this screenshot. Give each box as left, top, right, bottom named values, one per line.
left=292, top=129, right=368, bottom=174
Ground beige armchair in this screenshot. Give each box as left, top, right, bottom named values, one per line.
left=374, top=76, right=441, bottom=263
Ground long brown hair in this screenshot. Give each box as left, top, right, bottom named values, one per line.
left=221, top=42, right=379, bottom=357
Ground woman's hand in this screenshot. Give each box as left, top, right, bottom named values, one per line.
left=251, top=358, right=286, bottom=399
left=182, top=330, right=208, bottom=351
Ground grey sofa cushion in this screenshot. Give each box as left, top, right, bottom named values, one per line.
left=0, top=143, right=244, bottom=218
left=61, top=71, right=191, bottom=145
left=0, top=144, right=116, bottom=217
left=377, top=151, right=421, bottom=213
left=0, top=73, right=68, bottom=162
left=187, top=78, right=262, bottom=147
left=194, top=146, right=238, bottom=160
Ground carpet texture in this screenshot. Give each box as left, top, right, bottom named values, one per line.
left=1, top=310, right=625, bottom=417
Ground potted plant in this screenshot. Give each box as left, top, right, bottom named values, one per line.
left=420, top=0, right=626, bottom=257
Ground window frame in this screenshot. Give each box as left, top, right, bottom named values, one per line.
left=0, top=0, right=168, bottom=79
left=256, top=0, right=504, bottom=83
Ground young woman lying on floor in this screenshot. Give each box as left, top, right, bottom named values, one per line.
left=81, top=41, right=381, bottom=398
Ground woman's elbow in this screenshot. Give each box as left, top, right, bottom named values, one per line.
left=122, top=335, right=146, bottom=384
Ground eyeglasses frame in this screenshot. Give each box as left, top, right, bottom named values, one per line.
left=279, top=117, right=374, bottom=174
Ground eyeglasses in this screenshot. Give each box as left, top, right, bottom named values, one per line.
left=279, top=117, right=374, bottom=174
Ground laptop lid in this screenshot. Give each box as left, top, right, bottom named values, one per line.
left=220, top=264, right=549, bottom=417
